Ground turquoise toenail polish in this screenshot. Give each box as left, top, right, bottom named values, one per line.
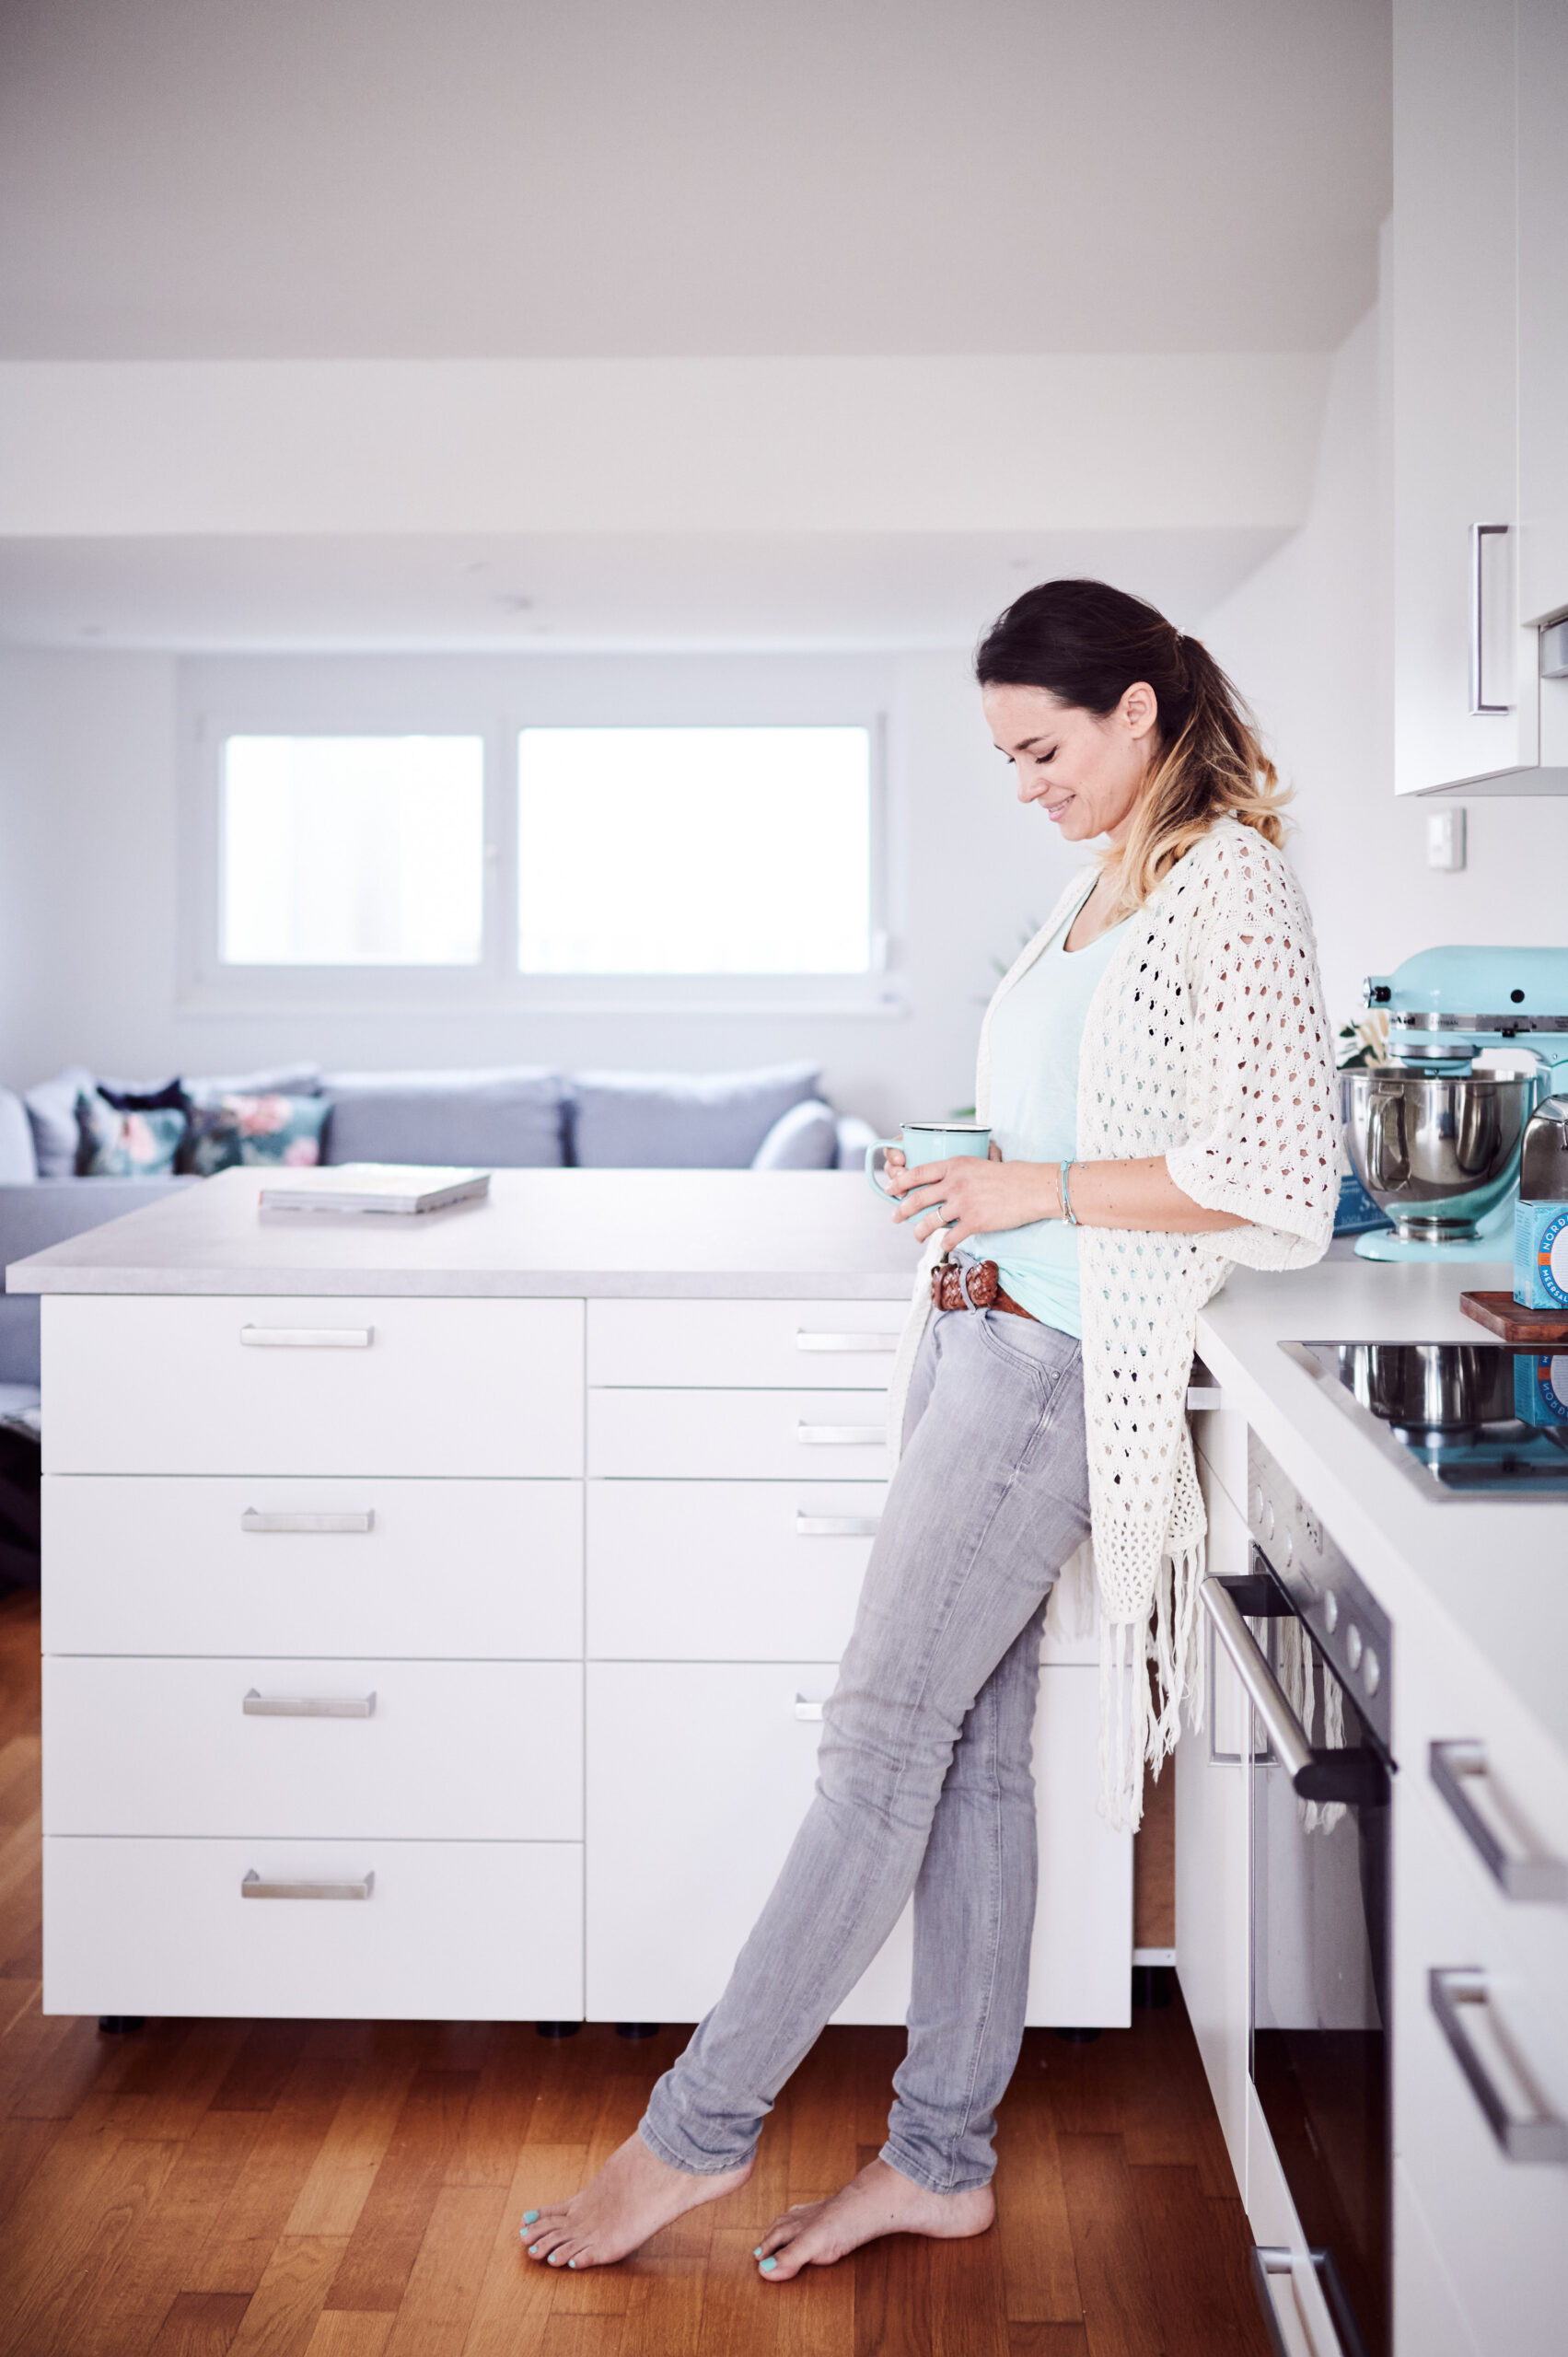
left=549, top=2252, right=562, bottom=2266
left=567, top=2259, right=576, bottom=2270
left=761, top=2256, right=778, bottom=2272
left=528, top=2245, right=541, bottom=2258
left=522, top=2210, right=540, bottom=2225
left=752, top=2247, right=763, bottom=2258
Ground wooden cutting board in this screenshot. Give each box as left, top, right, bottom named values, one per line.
left=1460, top=1290, right=1568, bottom=1343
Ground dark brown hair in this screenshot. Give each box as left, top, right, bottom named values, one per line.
left=976, top=578, right=1288, bottom=915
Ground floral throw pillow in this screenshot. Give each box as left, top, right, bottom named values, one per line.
left=75, top=1090, right=188, bottom=1178
left=181, top=1093, right=331, bottom=1178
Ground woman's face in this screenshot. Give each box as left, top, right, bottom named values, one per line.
left=982, top=679, right=1160, bottom=845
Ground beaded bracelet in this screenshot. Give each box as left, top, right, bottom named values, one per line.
left=1059, top=1159, right=1079, bottom=1226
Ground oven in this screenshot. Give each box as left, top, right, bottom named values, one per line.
left=1201, top=1434, right=1395, bottom=2357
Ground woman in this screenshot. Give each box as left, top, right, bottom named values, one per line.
left=518, top=579, right=1339, bottom=2282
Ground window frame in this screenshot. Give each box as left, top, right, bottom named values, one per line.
left=179, top=676, right=900, bottom=1018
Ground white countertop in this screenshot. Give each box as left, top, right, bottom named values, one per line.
left=4, top=1167, right=924, bottom=1300
left=1196, top=1251, right=1568, bottom=1755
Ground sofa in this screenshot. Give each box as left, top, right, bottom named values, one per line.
left=0, top=1059, right=877, bottom=1401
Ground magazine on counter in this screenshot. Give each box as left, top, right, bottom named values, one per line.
left=258, top=1165, right=492, bottom=1215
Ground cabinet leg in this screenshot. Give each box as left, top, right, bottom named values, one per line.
left=1132, top=1965, right=1173, bottom=2010
left=534, top=2021, right=583, bottom=2039
left=97, top=2016, right=145, bottom=2035
left=615, top=2023, right=660, bottom=2039
left=1055, top=2026, right=1101, bottom=2042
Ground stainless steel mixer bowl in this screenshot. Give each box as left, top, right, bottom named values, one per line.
left=1341, top=1070, right=1539, bottom=1241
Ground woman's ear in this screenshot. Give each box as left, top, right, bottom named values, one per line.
left=1121, top=681, right=1159, bottom=741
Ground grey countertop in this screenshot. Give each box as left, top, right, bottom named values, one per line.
left=1196, top=1254, right=1568, bottom=1756
left=4, top=1167, right=924, bottom=1300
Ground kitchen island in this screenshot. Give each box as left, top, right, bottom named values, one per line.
left=7, top=1167, right=1132, bottom=2039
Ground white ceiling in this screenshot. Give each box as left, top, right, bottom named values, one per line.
left=0, top=529, right=1293, bottom=653
left=0, top=0, right=1390, bottom=362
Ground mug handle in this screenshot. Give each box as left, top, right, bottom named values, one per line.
left=864, top=1138, right=904, bottom=1199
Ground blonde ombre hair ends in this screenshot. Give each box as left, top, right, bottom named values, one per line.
left=975, top=579, right=1290, bottom=919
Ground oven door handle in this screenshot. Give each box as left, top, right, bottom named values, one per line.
left=1201, top=1578, right=1386, bottom=1805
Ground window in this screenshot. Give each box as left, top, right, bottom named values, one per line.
left=517, top=726, right=872, bottom=975
left=221, top=736, right=484, bottom=966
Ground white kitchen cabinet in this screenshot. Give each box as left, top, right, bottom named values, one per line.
left=43, top=1657, right=583, bottom=1841
left=43, top=1295, right=586, bottom=1476
left=587, top=1297, right=903, bottom=1387
left=1392, top=1598, right=1568, bottom=2357
left=585, top=1660, right=1132, bottom=2029
left=588, top=1387, right=889, bottom=1481
left=1393, top=0, right=1568, bottom=795
left=42, top=1475, right=583, bottom=1659
left=1179, top=1417, right=1252, bottom=2197
left=43, top=1837, right=584, bottom=2022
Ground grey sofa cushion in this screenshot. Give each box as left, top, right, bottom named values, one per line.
left=21, top=1067, right=97, bottom=1176
left=185, top=1064, right=324, bottom=1107
left=751, top=1097, right=840, bottom=1170
left=320, top=1068, right=566, bottom=1167
left=0, top=1090, right=37, bottom=1184
left=0, top=1177, right=193, bottom=1385
left=570, top=1062, right=822, bottom=1169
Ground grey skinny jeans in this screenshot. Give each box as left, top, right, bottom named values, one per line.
left=639, top=1301, right=1092, bottom=2194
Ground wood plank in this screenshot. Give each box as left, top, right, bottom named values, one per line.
left=301, top=2317, right=396, bottom=2357
left=457, top=2141, right=587, bottom=2357
left=0, top=2134, right=181, bottom=2357
left=993, top=2065, right=1082, bottom=2327
left=226, top=2233, right=349, bottom=2357
left=1130, top=2166, right=1267, bottom=2357
left=145, top=2291, right=252, bottom=2357
left=109, top=2020, right=254, bottom=2144
left=211, top=2024, right=315, bottom=2116
left=444, top=2031, right=540, bottom=2191
left=691, top=2228, right=780, bottom=2357
left=381, top=2185, right=509, bottom=2357
left=285, top=2051, right=422, bottom=2239
left=1054, top=2135, right=1164, bottom=2357
left=187, top=2061, right=360, bottom=2298
left=1008, top=2331, right=1091, bottom=2356
left=540, top=2319, right=624, bottom=2357
left=1132, top=1759, right=1176, bottom=1950
left=619, top=2258, right=704, bottom=2357
left=67, top=2112, right=268, bottom=2357
left=325, top=2069, right=479, bottom=2315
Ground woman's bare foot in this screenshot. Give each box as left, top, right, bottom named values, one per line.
left=752, top=2154, right=994, bottom=2280
left=519, top=2131, right=752, bottom=2270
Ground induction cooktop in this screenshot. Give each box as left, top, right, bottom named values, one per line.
left=1283, top=1340, right=1568, bottom=1498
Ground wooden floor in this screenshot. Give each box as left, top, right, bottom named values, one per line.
left=0, top=1589, right=1269, bottom=2357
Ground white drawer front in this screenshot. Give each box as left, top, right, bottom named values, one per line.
left=585, top=1662, right=1129, bottom=2026
left=587, top=1480, right=882, bottom=1660
left=589, top=1387, right=889, bottom=1480
left=44, top=1658, right=582, bottom=1840
left=43, top=1295, right=585, bottom=1476
left=42, top=1476, right=583, bottom=1660
left=43, top=1837, right=582, bottom=2021
left=587, top=1299, right=906, bottom=1388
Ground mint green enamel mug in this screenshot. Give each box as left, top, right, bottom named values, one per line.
left=865, top=1120, right=992, bottom=1202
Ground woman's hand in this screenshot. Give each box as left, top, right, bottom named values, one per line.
left=885, top=1144, right=1058, bottom=1250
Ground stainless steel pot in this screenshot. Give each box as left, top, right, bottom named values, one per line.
left=1341, top=1070, right=1539, bottom=1242
left=1520, top=1094, right=1568, bottom=1202
left=1334, top=1341, right=1518, bottom=1432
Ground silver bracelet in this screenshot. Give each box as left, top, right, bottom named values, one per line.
left=1059, top=1160, right=1079, bottom=1226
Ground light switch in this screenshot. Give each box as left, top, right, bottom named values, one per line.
left=1426, top=807, right=1467, bottom=871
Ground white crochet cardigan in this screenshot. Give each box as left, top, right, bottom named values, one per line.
left=885, top=817, right=1340, bottom=1827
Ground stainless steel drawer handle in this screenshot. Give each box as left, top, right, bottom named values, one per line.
left=1429, top=1967, right=1568, bottom=2165
left=794, top=1695, right=826, bottom=1722
left=243, top=1688, right=377, bottom=1718
left=239, top=1325, right=374, bottom=1349
left=240, top=1510, right=375, bottom=1536
left=796, top=1422, right=884, bottom=1446
left=795, top=1512, right=881, bottom=1538
left=796, top=1331, right=900, bottom=1353
left=242, top=1869, right=374, bottom=1901
left=1429, top=1740, right=1568, bottom=1904
left=1249, top=2246, right=1358, bottom=2357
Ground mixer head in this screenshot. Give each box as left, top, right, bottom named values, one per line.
left=1362, top=946, right=1568, bottom=1073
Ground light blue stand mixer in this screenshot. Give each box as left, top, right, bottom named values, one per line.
left=1343, top=946, right=1568, bottom=1263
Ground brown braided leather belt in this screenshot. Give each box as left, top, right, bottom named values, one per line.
left=930, top=1258, right=1039, bottom=1320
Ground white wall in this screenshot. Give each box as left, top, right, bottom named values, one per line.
left=0, top=645, right=1083, bottom=1134
left=1199, top=302, right=1568, bottom=1027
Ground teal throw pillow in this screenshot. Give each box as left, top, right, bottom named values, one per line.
left=181, top=1093, right=331, bottom=1178
left=75, top=1091, right=188, bottom=1178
